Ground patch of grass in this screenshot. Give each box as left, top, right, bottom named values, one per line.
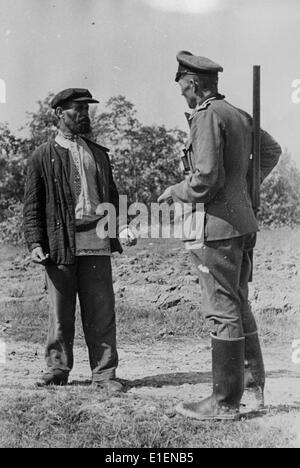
left=1, top=227, right=299, bottom=345
left=0, top=230, right=299, bottom=448
left=0, top=287, right=297, bottom=347
left=0, top=296, right=209, bottom=345
left=117, top=303, right=209, bottom=343
left=0, top=300, right=48, bottom=344
left=0, top=390, right=297, bottom=448
left=257, top=308, right=300, bottom=345
left=0, top=243, right=24, bottom=262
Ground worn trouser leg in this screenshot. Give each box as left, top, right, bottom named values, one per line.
left=238, top=233, right=258, bottom=334
left=238, top=235, right=265, bottom=400
left=77, top=256, right=118, bottom=383
left=45, top=263, right=77, bottom=376
left=178, top=237, right=248, bottom=420
left=179, top=234, right=264, bottom=420
left=190, top=236, right=247, bottom=339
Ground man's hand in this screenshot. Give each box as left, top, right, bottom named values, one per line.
left=158, top=186, right=174, bottom=205
left=119, top=226, right=138, bottom=247
left=31, top=247, right=49, bottom=265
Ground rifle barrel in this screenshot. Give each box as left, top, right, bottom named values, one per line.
left=252, top=65, right=261, bottom=214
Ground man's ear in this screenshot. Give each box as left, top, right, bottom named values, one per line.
left=189, top=78, right=196, bottom=92
left=55, top=106, right=63, bottom=118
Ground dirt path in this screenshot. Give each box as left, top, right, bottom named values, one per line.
left=1, top=337, right=299, bottom=446
left=0, top=233, right=300, bottom=447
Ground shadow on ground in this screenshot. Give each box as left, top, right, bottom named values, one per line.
left=70, top=370, right=212, bottom=389
left=70, top=368, right=300, bottom=389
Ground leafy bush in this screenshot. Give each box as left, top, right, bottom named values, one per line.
left=0, top=94, right=56, bottom=221
left=0, top=202, right=25, bottom=245
left=25, top=92, right=57, bottom=148
left=0, top=123, right=31, bottom=219
left=92, top=95, right=186, bottom=205
left=259, top=150, right=300, bottom=227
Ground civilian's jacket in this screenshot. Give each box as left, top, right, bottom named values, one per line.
left=23, top=137, right=122, bottom=264
left=171, top=95, right=282, bottom=241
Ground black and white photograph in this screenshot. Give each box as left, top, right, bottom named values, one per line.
left=0, top=0, right=299, bottom=451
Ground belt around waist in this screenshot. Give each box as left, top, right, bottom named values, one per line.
left=76, top=219, right=100, bottom=233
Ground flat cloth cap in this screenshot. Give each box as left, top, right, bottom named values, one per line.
left=51, top=88, right=99, bottom=109
left=175, top=51, right=223, bottom=81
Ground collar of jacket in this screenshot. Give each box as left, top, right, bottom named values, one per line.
left=53, top=133, right=110, bottom=154
left=52, top=138, right=69, bottom=155
left=57, top=129, right=79, bottom=141
left=80, top=136, right=110, bottom=155
left=187, top=93, right=225, bottom=121
left=51, top=136, right=111, bottom=175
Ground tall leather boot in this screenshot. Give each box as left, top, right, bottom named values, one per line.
left=244, top=331, right=265, bottom=408
left=177, top=334, right=245, bottom=421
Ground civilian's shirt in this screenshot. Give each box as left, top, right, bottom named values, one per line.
left=55, top=131, right=111, bottom=256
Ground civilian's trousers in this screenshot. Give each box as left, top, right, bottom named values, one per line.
left=44, top=256, right=118, bottom=382
left=190, top=233, right=258, bottom=339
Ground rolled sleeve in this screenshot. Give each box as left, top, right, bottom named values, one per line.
left=260, top=129, right=282, bottom=182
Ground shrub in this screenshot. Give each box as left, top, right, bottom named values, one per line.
left=0, top=202, right=25, bottom=245
left=259, top=150, right=300, bottom=227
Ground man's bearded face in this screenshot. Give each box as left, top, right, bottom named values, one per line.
left=62, top=101, right=91, bottom=135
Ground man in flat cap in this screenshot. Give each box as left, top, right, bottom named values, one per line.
left=158, top=51, right=281, bottom=420
left=23, top=88, right=134, bottom=392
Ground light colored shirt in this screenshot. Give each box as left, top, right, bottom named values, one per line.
left=55, top=131, right=111, bottom=256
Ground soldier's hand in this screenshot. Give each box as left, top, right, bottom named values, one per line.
left=119, top=226, right=138, bottom=247
left=158, top=187, right=174, bottom=205
left=31, top=247, right=49, bottom=265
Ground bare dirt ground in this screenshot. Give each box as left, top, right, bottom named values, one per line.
left=2, top=338, right=300, bottom=411
left=0, top=228, right=300, bottom=447
left=1, top=337, right=300, bottom=447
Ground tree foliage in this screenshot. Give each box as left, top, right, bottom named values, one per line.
left=0, top=123, right=31, bottom=218
left=0, top=93, right=300, bottom=244
left=25, top=92, right=57, bottom=148
left=259, top=150, right=300, bottom=226
left=92, top=95, right=186, bottom=204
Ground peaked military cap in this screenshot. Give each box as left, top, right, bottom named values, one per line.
left=175, top=51, right=223, bottom=81
left=51, top=88, right=99, bottom=109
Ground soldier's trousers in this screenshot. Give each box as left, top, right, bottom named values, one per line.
left=44, top=256, right=118, bottom=382
left=190, top=233, right=258, bottom=339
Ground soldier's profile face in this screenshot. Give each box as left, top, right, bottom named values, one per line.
left=178, top=77, right=197, bottom=109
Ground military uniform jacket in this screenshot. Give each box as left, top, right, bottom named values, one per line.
left=171, top=95, right=282, bottom=241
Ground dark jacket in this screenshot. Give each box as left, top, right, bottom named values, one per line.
left=171, top=96, right=282, bottom=241
left=23, top=137, right=122, bottom=264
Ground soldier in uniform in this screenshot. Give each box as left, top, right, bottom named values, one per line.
left=23, top=88, right=135, bottom=393
left=158, top=52, right=281, bottom=420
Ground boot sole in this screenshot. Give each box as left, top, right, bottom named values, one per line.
left=36, top=379, right=68, bottom=387
left=176, top=403, right=240, bottom=421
